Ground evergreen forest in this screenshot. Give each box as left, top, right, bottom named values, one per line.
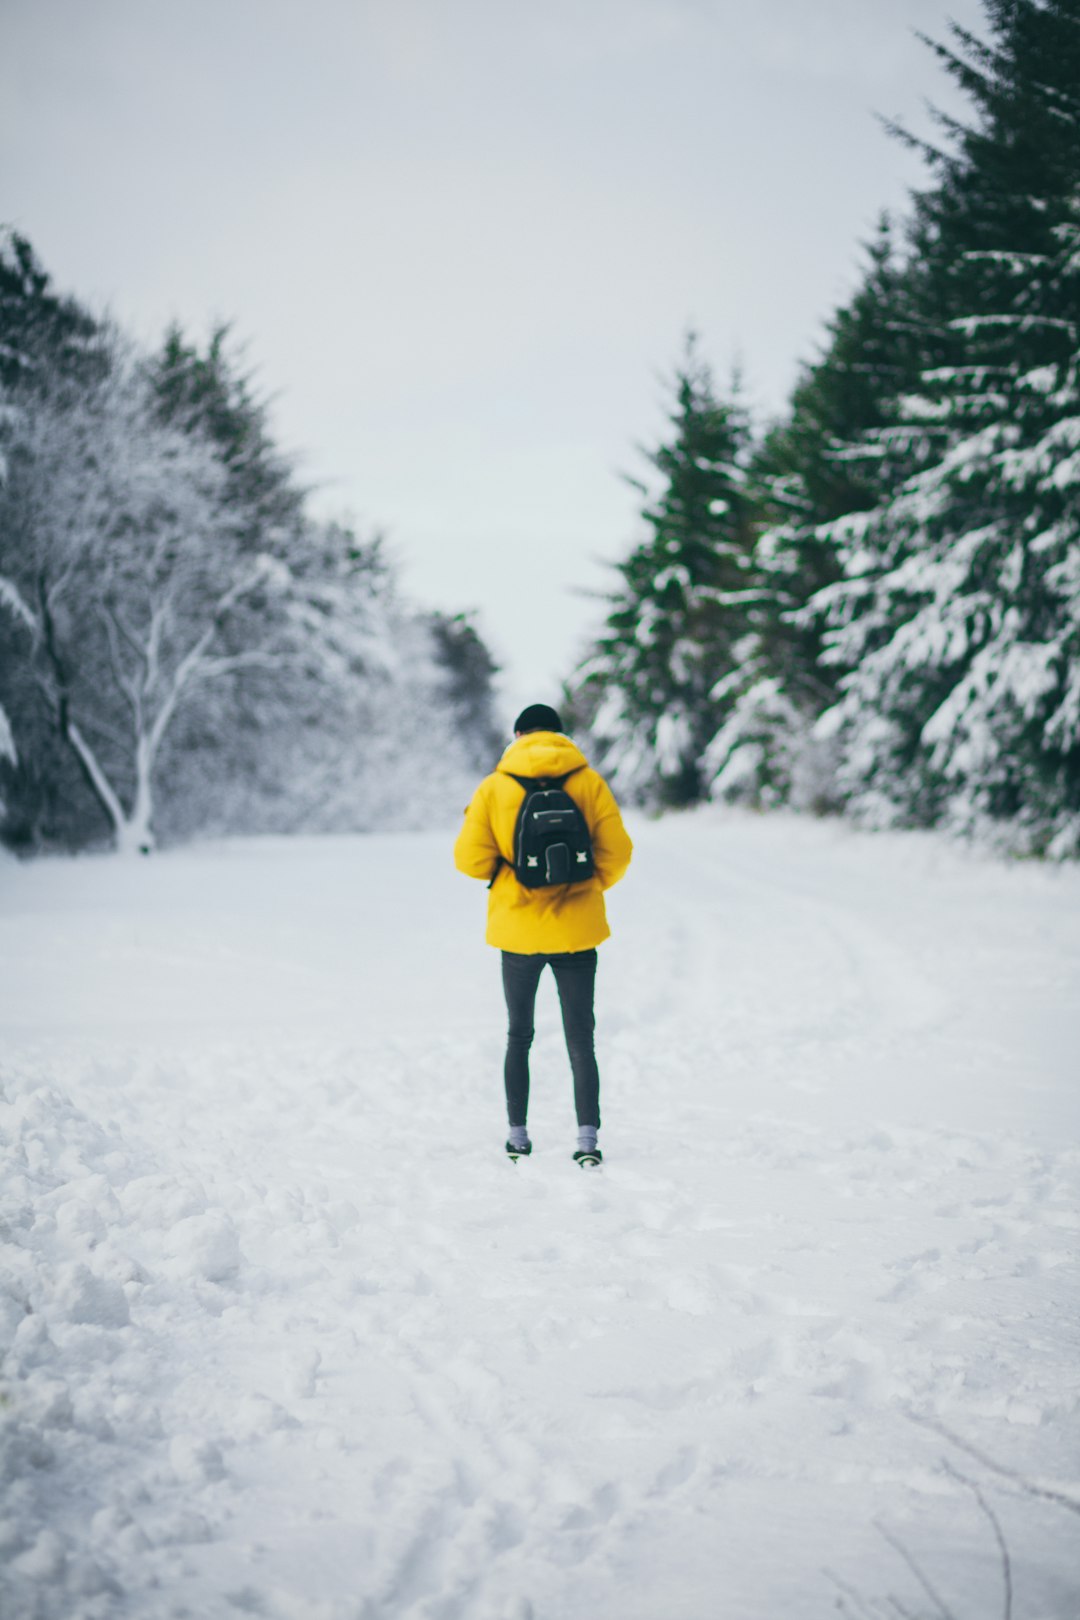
left=571, top=0, right=1080, bottom=859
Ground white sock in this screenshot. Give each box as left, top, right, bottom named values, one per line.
left=508, top=1125, right=530, bottom=1150
left=576, top=1126, right=598, bottom=1152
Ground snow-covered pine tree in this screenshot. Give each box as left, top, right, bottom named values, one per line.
left=705, top=218, right=930, bottom=808
left=573, top=336, right=757, bottom=805
left=427, top=611, right=504, bottom=772
left=148, top=324, right=305, bottom=553
left=809, top=0, right=1080, bottom=855
left=0, top=227, right=106, bottom=399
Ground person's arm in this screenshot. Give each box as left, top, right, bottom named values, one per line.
left=588, top=775, right=633, bottom=890
left=453, top=781, right=502, bottom=880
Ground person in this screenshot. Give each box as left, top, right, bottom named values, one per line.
left=453, top=703, right=633, bottom=1166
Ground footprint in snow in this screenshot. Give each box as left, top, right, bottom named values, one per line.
left=557, top=1480, right=620, bottom=1532
left=651, top=1445, right=699, bottom=1495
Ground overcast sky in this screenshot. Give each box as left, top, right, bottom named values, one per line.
left=2, top=0, right=989, bottom=717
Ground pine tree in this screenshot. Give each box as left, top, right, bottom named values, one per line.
left=810, top=0, right=1080, bottom=854
left=705, top=219, right=930, bottom=807
left=574, top=337, right=757, bottom=805
left=148, top=324, right=304, bottom=551
left=428, top=611, right=503, bottom=771
left=0, top=227, right=106, bottom=398
left=754, top=218, right=930, bottom=697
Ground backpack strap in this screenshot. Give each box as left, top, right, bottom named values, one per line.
left=507, top=767, right=583, bottom=792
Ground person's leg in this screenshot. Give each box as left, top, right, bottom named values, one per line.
left=549, top=949, right=600, bottom=1131
left=500, top=951, right=546, bottom=1132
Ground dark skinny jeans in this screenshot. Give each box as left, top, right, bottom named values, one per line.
left=501, top=949, right=600, bottom=1130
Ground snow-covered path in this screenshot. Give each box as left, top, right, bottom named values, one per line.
left=2, top=812, right=1079, bottom=1619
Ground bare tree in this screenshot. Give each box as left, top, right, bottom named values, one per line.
left=2, top=339, right=283, bottom=853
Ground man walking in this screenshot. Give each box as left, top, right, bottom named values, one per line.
left=453, top=704, right=633, bottom=1166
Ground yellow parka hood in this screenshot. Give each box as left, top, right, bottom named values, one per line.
left=495, top=731, right=589, bottom=782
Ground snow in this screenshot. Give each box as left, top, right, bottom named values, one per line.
left=0, top=575, right=36, bottom=634
left=1, top=812, right=1079, bottom=1619
left=0, top=707, right=15, bottom=769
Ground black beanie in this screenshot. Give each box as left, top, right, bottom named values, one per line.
left=514, top=703, right=563, bottom=734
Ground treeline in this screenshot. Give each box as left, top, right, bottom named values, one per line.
left=0, top=236, right=502, bottom=854
left=570, top=0, right=1080, bottom=859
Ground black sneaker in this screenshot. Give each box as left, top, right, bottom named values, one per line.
left=573, top=1147, right=602, bottom=1168
left=505, top=1139, right=532, bottom=1160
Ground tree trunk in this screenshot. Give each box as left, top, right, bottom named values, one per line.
left=66, top=720, right=153, bottom=856
left=122, top=735, right=156, bottom=855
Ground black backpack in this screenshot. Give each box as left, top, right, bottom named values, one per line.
left=506, top=769, right=596, bottom=888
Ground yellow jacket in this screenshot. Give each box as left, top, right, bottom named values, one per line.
left=454, top=731, right=633, bottom=953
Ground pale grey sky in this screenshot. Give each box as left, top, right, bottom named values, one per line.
left=2, top=0, right=988, bottom=715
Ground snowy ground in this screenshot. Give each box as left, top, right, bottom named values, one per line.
left=1, top=809, right=1079, bottom=1620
